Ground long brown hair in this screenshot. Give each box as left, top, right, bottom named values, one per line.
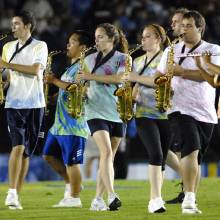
left=145, top=24, right=169, bottom=50
left=97, top=23, right=128, bottom=53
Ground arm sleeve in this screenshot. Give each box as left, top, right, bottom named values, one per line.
left=33, top=42, right=48, bottom=69
left=210, top=45, right=220, bottom=66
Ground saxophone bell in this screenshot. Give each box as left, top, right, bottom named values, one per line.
left=67, top=46, right=95, bottom=119
left=114, top=45, right=142, bottom=123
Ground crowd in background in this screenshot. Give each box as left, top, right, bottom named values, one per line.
left=1, top=0, right=220, bottom=50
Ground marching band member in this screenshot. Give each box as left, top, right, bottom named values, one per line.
left=157, top=10, right=220, bottom=214
left=0, top=10, right=48, bottom=210
left=43, top=30, right=93, bottom=208
left=76, top=23, right=128, bottom=211
left=125, top=24, right=169, bottom=213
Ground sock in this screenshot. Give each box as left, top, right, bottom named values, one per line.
left=65, top=184, right=71, bottom=192
left=8, top=188, right=17, bottom=194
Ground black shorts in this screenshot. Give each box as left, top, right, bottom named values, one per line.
left=6, top=108, right=44, bottom=156
left=168, top=112, right=214, bottom=163
left=87, top=119, right=126, bottom=137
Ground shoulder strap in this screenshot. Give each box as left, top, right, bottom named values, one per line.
left=138, top=51, right=161, bottom=76
left=178, top=40, right=202, bottom=65
left=91, top=49, right=116, bottom=73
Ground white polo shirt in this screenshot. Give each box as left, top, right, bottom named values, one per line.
left=2, top=38, right=48, bottom=109
left=157, top=40, right=220, bottom=124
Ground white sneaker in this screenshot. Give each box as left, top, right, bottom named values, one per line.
left=64, top=191, right=71, bottom=199
left=182, top=206, right=202, bottom=214
left=108, top=193, right=122, bottom=211
left=90, top=197, right=108, bottom=211
left=148, top=197, right=166, bottom=213
left=5, top=191, right=19, bottom=207
left=52, top=197, right=82, bottom=208
left=181, top=192, right=196, bottom=209
left=8, top=201, right=23, bottom=210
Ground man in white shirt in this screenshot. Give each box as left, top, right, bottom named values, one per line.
left=157, top=10, right=220, bottom=214
left=0, top=10, right=48, bottom=210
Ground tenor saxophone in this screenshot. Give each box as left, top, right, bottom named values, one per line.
left=44, top=50, right=64, bottom=115
left=114, top=45, right=142, bottom=122
left=0, top=31, right=12, bottom=104
left=67, top=46, right=95, bottom=119
left=154, top=37, right=179, bottom=112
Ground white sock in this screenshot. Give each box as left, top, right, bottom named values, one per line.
left=108, top=192, right=116, bottom=200
left=65, top=184, right=71, bottom=192
left=8, top=188, right=17, bottom=194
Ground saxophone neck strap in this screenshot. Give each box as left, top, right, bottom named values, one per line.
left=178, top=40, right=202, bottom=65
left=9, top=37, right=33, bottom=63
left=91, top=48, right=116, bottom=73
left=138, top=51, right=161, bottom=76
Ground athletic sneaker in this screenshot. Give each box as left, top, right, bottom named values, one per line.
left=52, top=197, right=82, bottom=208
left=182, top=207, right=202, bottom=214
left=148, top=197, right=166, bottom=213
left=5, top=191, right=19, bottom=207
left=90, top=197, right=108, bottom=211
left=8, top=201, right=23, bottom=210
left=181, top=192, right=196, bottom=209
left=108, top=193, right=122, bottom=211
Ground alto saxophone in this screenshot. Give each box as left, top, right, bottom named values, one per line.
left=154, top=37, right=179, bottom=112
left=114, top=45, right=142, bottom=122
left=67, top=46, right=94, bottom=119
left=0, top=31, right=12, bottom=104
left=44, top=50, right=64, bottom=115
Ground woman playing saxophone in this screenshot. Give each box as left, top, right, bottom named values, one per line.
left=123, top=24, right=170, bottom=213
left=42, top=30, right=93, bottom=207
left=76, top=23, right=128, bottom=211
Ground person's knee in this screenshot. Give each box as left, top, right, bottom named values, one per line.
left=11, top=145, right=25, bottom=157
left=149, top=152, right=163, bottom=166
left=100, top=147, right=112, bottom=160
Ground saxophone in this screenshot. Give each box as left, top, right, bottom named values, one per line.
left=67, top=46, right=94, bottom=119
left=0, top=32, right=12, bottom=104
left=154, top=37, right=179, bottom=112
left=44, top=50, right=64, bottom=115
left=114, top=45, right=142, bottom=122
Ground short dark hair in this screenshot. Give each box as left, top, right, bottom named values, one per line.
left=182, top=10, right=206, bottom=36
left=71, top=30, right=93, bottom=48
left=14, top=10, right=36, bottom=32
left=174, top=8, right=189, bottom=15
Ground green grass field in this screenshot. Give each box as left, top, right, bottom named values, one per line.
left=0, top=178, right=220, bottom=220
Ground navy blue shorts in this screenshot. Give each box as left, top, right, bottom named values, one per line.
left=6, top=108, right=44, bottom=156
left=43, top=131, right=86, bottom=165
left=87, top=119, right=126, bottom=137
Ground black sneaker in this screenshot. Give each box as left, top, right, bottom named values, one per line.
left=166, top=191, right=185, bottom=204
left=109, top=197, right=122, bottom=211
